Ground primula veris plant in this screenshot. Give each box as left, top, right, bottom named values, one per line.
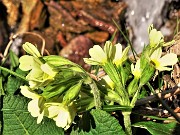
left=16, top=41, right=102, bottom=130
left=83, top=25, right=178, bottom=135
left=0, top=24, right=179, bottom=135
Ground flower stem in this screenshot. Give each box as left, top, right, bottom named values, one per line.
left=89, top=80, right=101, bottom=109
left=0, top=66, right=27, bottom=82
left=122, top=111, right=132, bottom=135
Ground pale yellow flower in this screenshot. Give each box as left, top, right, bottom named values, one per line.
left=20, top=86, right=45, bottom=124
left=148, top=24, right=164, bottom=48
left=131, top=59, right=141, bottom=78
left=150, top=47, right=178, bottom=71
left=19, top=56, right=57, bottom=89
left=84, top=41, right=130, bottom=66
left=84, top=45, right=107, bottom=65
left=113, top=44, right=130, bottom=66
left=22, top=42, right=41, bottom=58
left=45, top=103, right=76, bottom=130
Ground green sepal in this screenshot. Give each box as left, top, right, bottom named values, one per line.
left=63, top=80, right=83, bottom=104
left=97, top=83, right=122, bottom=103
left=118, top=61, right=131, bottom=87
left=127, top=78, right=139, bottom=96
left=140, top=64, right=155, bottom=86
left=0, top=77, right=5, bottom=96
left=139, top=47, right=155, bottom=86
left=44, top=55, right=84, bottom=70
left=42, top=81, right=77, bottom=99
left=76, top=97, right=95, bottom=113
left=103, top=62, right=122, bottom=88
left=103, top=62, right=130, bottom=104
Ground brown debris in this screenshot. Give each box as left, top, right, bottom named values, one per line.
left=46, top=1, right=93, bottom=34
left=60, top=35, right=94, bottom=70
left=2, top=0, right=46, bottom=33
left=2, top=0, right=20, bottom=27
left=85, top=31, right=109, bottom=43
left=1, top=0, right=127, bottom=68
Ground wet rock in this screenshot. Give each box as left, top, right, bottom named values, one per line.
left=60, top=35, right=93, bottom=70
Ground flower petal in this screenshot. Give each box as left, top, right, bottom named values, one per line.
left=28, top=99, right=41, bottom=117
left=113, top=45, right=130, bottom=66
left=41, top=63, right=57, bottom=77
left=89, top=45, right=107, bottom=63
left=157, top=66, right=173, bottom=71
left=150, top=47, right=162, bottom=60
left=149, top=29, right=164, bottom=47
left=47, top=105, right=62, bottom=118
left=131, top=59, right=141, bottom=78
left=37, top=111, right=44, bottom=124
left=54, top=109, right=69, bottom=128
left=20, top=86, right=40, bottom=99
left=83, top=58, right=101, bottom=65
left=159, top=53, right=178, bottom=67
left=19, top=55, right=34, bottom=71
left=23, top=42, right=41, bottom=57
left=114, top=43, right=122, bottom=61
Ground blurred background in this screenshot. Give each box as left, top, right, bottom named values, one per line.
left=0, top=0, right=179, bottom=69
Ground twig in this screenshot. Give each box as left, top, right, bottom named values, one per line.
left=135, top=86, right=180, bottom=106
left=2, top=32, right=45, bottom=62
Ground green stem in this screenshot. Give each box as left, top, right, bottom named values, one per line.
left=122, top=111, right=132, bottom=135
left=89, top=80, right=101, bottom=109
left=0, top=66, right=27, bottom=82
left=130, top=86, right=142, bottom=107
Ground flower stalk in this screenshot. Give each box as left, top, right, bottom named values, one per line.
left=122, top=111, right=132, bottom=135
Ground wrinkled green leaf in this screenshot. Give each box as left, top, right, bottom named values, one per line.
left=6, top=76, right=22, bottom=95
left=132, top=121, right=178, bottom=135
left=2, top=95, right=64, bottom=135
left=72, top=109, right=125, bottom=135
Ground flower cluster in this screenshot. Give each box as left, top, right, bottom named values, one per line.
left=20, top=86, right=76, bottom=130
left=19, top=42, right=81, bottom=130
left=84, top=41, right=130, bottom=66
left=19, top=42, right=57, bottom=89
left=84, top=25, right=178, bottom=107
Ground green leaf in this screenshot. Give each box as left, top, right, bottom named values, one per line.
left=102, top=105, right=132, bottom=112
left=6, top=68, right=27, bottom=95
left=9, top=50, right=19, bottom=68
left=0, top=77, right=5, bottom=96
left=132, top=121, right=178, bottom=135
left=2, top=95, right=64, bottom=135
left=72, top=109, right=125, bottom=135
left=6, top=76, right=22, bottom=95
